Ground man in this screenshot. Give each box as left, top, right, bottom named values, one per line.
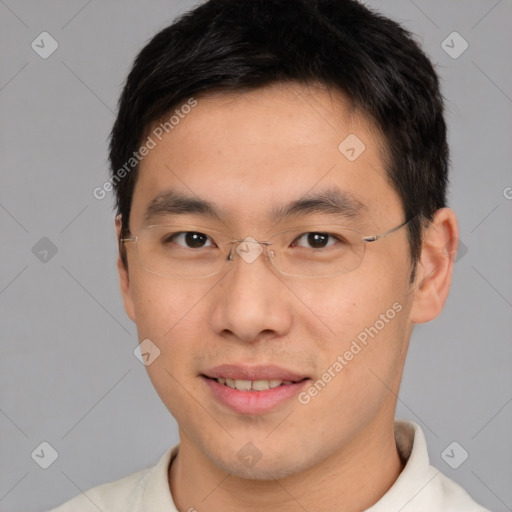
left=52, top=0, right=490, bottom=510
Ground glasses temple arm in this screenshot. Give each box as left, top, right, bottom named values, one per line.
left=362, top=216, right=415, bottom=243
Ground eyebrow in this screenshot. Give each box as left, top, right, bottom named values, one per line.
left=143, top=187, right=366, bottom=224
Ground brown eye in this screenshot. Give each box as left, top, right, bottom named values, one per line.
left=293, top=232, right=339, bottom=249
left=168, top=232, right=213, bottom=249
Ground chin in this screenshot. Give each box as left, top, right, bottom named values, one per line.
left=203, top=440, right=320, bottom=481
left=215, top=456, right=307, bottom=481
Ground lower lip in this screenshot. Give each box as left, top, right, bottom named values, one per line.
left=203, top=377, right=309, bottom=414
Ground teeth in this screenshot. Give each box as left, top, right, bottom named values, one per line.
left=235, top=379, right=252, bottom=391
left=252, top=380, right=270, bottom=391
left=215, top=377, right=291, bottom=391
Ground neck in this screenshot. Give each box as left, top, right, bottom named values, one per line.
left=169, top=419, right=404, bottom=512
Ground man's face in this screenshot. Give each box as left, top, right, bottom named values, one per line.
left=120, top=83, right=416, bottom=479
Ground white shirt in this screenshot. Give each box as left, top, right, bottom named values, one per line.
left=50, top=420, right=490, bottom=511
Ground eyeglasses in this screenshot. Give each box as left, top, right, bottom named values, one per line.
left=120, top=218, right=413, bottom=279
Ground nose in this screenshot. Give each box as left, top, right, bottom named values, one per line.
left=209, top=238, right=293, bottom=344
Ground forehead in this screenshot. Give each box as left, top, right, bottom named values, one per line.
left=130, top=83, right=401, bottom=230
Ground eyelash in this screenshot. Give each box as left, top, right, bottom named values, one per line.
left=166, top=231, right=344, bottom=249
left=167, top=232, right=216, bottom=248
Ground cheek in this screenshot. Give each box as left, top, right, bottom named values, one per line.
left=296, top=265, right=411, bottom=403
left=129, top=275, right=212, bottom=412
left=344, top=273, right=409, bottom=360
left=291, top=266, right=408, bottom=343
left=293, top=277, right=409, bottom=438
left=129, top=273, right=222, bottom=379
left=130, top=273, right=204, bottom=339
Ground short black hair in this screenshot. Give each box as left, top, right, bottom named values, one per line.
left=109, top=0, right=449, bottom=272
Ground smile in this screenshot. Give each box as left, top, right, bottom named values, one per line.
left=201, top=365, right=310, bottom=414
left=212, top=377, right=301, bottom=391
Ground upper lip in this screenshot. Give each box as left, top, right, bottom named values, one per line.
left=203, top=364, right=309, bottom=382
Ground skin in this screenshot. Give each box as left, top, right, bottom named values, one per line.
left=116, top=82, right=458, bottom=512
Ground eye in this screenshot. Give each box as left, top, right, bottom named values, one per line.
left=166, top=231, right=215, bottom=249
left=292, top=232, right=344, bottom=249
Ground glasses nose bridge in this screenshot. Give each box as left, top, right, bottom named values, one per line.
left=227, top=236, right=274, bottom=265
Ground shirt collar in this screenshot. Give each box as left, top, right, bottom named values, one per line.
left=142, top=420, right=438, bottom=511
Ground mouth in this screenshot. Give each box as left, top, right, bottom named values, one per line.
left=201, top=365, right=310, bottom=414
left=203, top=376, right=306, bottom=391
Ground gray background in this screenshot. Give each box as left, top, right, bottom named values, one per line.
left=1, top=1, right=511, bottom=511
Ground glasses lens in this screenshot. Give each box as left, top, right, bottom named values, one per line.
left=132, top=224, right=365, bottom=278
left=268, top=226, right=364, bottom=277
left=135, top=225, right=226, bottom=278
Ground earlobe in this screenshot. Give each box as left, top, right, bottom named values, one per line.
left=115, top=216, right=137, bottom=323
left=409, top=208, right=459, bottom=324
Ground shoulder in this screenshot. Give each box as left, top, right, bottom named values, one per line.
left=48, top=446, right=177, bottom=512
left=49, top=466, right=151, bottom=512
left=368, top=421, right=491, bottom=512
left=435, top=471, right=491, bottom=512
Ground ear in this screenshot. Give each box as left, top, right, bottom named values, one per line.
left=116, top=215, right=137, bottom=323
left=409, top=208, right=459, bottom=324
